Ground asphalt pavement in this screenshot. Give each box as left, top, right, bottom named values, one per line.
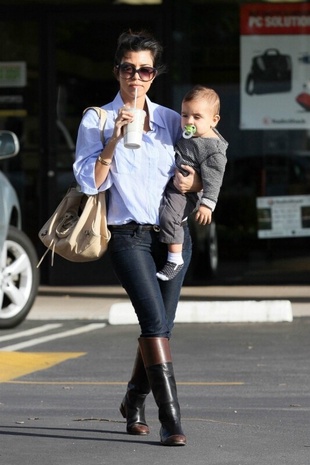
left=1, top=316, right=310, bottom=465
left=28, top=284, right=310, bottom=323
left=2, top=284, right=310, bottom=464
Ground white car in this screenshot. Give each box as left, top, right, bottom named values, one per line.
left=0, top=130, right=39, bottom=328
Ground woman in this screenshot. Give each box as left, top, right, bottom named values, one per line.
left=74, top=30, right=200, bottom=447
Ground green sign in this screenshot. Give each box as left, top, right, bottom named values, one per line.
left=0, top=62, right=26, bottom=87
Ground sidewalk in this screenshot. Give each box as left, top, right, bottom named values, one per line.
left=27, top=285, right=310, bottom=323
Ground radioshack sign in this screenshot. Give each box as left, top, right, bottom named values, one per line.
left=257, top=195, right=310, bottom=239
left=240, top=3, right=310, bottom=130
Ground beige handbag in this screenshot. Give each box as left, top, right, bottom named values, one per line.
left=37, top=107, right=111, bottom=266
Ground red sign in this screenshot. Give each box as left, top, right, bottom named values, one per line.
left=241, top=3, right=310, bottom=35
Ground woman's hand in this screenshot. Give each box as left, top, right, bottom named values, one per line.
left=113, top=106, right=134, bottom=140
left=173, top=165, right=203, bottom=194
left=94, top=106, right=133, bottom=188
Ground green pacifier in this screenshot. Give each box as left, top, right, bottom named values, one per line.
left=182, top=124, right=197, bottom=139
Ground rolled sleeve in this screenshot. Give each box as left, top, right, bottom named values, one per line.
left=73, top=107, right=113, bottom=194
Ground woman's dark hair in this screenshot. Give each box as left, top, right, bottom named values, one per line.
left=114, top=29, right=165, bottom=75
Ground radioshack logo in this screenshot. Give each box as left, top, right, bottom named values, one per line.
left=262, top=117, right=306, bottom=125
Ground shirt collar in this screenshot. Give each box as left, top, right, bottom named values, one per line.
left=111, top=92, right=166, bottom=130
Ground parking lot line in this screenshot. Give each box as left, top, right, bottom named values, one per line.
left=2, top=380, right=245, bottom=386
left=0, top=324, right=62, bottom=342
left=0, top=323, right=106, bottom=351
left=0, top=352, right=85, bottom=383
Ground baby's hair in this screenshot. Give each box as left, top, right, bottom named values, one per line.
left=183, top=85, right=220, bottom=114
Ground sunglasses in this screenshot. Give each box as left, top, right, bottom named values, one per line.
left=117, top=63, right=157, bottom=82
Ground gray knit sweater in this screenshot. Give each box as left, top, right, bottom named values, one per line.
left=175, top=128, right=228, bottom=211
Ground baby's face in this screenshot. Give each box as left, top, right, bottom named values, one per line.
left=181, top=99, right=219, bottom=137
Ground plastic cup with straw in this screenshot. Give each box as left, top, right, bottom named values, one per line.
left=124, top=87, right=146, bottom=149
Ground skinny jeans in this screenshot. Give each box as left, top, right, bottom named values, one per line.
left=108, top=224, right=192, bottom=338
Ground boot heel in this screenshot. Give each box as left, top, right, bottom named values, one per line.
left=119, top=402, right=126, bottom=419
left=161, top=433, right=187, bottom=446
left=120, top=394, right=150, bottom=435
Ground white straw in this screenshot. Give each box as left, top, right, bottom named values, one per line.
left=134, top=87, right=138, bottom=109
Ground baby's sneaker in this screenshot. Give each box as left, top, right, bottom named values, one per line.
left=156, top=261, right=184, bottom=281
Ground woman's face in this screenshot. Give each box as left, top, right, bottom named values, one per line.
left=116, top=50, right=156, bottom=107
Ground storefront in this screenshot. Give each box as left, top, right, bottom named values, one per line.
left=1, top=0, right=310, bottom=285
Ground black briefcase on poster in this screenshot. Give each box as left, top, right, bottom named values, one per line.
left=245, top=49, right=292, bottom=96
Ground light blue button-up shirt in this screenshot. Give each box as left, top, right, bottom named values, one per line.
left=74, top=92, right=182, bottom=225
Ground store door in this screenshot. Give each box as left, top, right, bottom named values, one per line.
left=0, top=18, right=40, bottom=241
left=0, top=5, right=167, bottom=285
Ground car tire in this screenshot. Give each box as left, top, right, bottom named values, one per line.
left=187, top=220, right=219, bottom=283
left=204, top=221, right=218, bottom=278
left=0, top=226, right=39, bottom=329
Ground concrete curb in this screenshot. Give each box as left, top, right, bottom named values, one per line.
left=108, top=300, right=293, bottom=325
left=28, top=285, right=309, bottom=323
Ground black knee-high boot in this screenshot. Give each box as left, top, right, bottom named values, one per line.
left=119, top=347, right=151, bottom=435
left=139, top=337, right=186, bottom=446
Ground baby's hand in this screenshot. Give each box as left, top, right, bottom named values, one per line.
left=195, top=205, right=212, bottom=225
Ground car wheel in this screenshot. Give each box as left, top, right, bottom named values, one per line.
left=204, top=221, right=218, bottom=278
left=187, top=220, right=219, bottom=282
left=0, top=226, right=39, bottom=329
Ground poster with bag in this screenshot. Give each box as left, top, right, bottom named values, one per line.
left=240, top=3, right=310, bottom=130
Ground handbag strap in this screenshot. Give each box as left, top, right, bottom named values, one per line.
left=83, top=106, right=107, bottom=142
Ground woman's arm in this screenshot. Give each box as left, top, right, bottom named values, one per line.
left=94, top=107, right=134, bottom=188
left=94, top=136, right=119, bottom=188
left=173, top=165, right=203, bottom=194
